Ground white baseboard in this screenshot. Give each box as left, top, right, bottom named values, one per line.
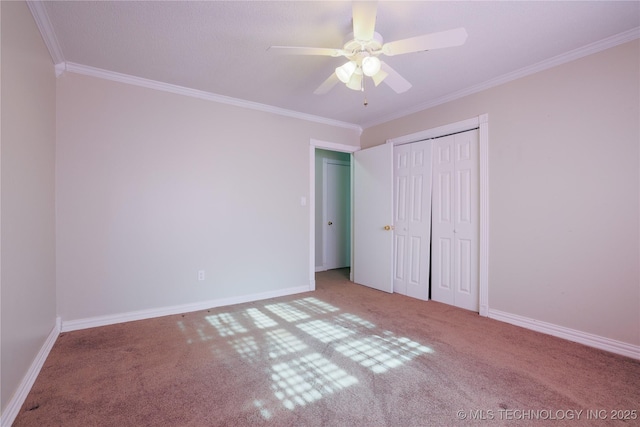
left=489, top=309, right=640, bottom=360
left=1, top=317, right=61, bottom=427
left=61, top=285, right=310, bottom=333
left=315, top=266, right=327, bottom=272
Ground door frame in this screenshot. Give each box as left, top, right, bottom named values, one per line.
left=386, top=114, right=489, bottom=317
left=309, top=140, right=359, bottom=291
left=322, top=158, right=351, bottom=271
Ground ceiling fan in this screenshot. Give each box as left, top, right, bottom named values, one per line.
left=268, top=1, right=467, bottom=95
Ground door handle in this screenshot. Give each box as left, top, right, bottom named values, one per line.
left=328, top=221, right=333, bottom=225
left=384, top=225, right=394, bottom=231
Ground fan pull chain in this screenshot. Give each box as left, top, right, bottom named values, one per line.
left=362, top=74, right=368, bottom=107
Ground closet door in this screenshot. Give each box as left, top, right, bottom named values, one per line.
left=431, top=130, right=479, bottom=311
left=393, top=140, right=432, bottom=300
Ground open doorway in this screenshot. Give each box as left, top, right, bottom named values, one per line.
left=308, top=140, right=358, bottom=291
left=315, top=149, right=351, bottom=272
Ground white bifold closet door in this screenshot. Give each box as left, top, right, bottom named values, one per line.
left=393, top=140, right=432, bottom=300
left=431, top=129, right=479, bottom=311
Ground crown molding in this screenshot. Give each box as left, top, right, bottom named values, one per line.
left=27, top=1, right=64, bottom=64
left=27, top=0, right=636, bottom=134
left=363, top=26, right=640, bottom=129
left=56, top=62, right=362, bottom=133
left=26, top=0, right=360, bottom=131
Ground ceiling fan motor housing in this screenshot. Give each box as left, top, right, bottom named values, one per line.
left=343, top=31, right=384, bottom=58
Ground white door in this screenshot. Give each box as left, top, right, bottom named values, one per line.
left=431, top=129, right=479, bottom=311
left=393, top=140, right=433, bottom=300
left=324, top=160, right=350, bottom=270
left=352, top=143, right=394, bottom=293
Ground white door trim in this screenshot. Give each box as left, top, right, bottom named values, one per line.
left=309, top=139, right=359, bottom=290
left=323, top=158, right=351, bottom=270
left=386, top=114, right=489, bottom=316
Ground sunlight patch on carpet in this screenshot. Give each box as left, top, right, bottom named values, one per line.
left=227, top=330, right=308, bottom=363
left=206, top=312, right=248, bottom=337
left=177, top=320, right=218, bottom=342
left=265, top=329, right=308, bottom=358
left=244, top=308, right=279, bottom=329
left=185, top=296, right=434, bottom=420
left=253, top=400, right=272, bottom=420
left=176, top=321, right=194, bottom=344
left=335, top=333, right=433, bottom=373
left=265, top=303, right=311, bottom=322
left=292, top=297, right=340, bottom=314
left=270, top=353, right=358, bottom=410
left=334, top=312, right=376, bottom=329
left=229, top=335, right=260, bottom=362
left=296, top=320, right=355, bottom=343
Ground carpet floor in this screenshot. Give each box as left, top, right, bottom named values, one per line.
left=12, top=268, right=640, bottom=426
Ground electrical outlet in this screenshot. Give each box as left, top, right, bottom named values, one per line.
left=198, top=270, right=205, bottom=281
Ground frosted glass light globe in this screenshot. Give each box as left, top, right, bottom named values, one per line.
left=362, top=56, right=381, bottom=77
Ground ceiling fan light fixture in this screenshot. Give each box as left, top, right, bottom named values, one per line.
left=362, top=56, right=381, bottom=77
left=271, top=2, right=468, bottom=96
left=346, top=72, right=362, bottom=91
left=335, top=61, right=357, bottom=83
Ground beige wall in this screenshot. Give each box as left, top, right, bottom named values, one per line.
left=362, top=40, right=640, bottom=346
left=1, top=1, right=57, bottom=412
left=56, top=72, right=359, bottom=321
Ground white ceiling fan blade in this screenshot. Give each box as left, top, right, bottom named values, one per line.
left=352, top=1, right=378, bottom=41
left=371, top=69, right=388, bottom=86
left=382, top=27, right=468, bottom=56
left=268, top=46, right=345, bottom=57
left=314, top=73, right=340, bottom=95
left=380, top=61, right=411, bottom=93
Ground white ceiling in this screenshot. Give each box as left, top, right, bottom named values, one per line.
left=36, top=1, right=639, bottom=129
